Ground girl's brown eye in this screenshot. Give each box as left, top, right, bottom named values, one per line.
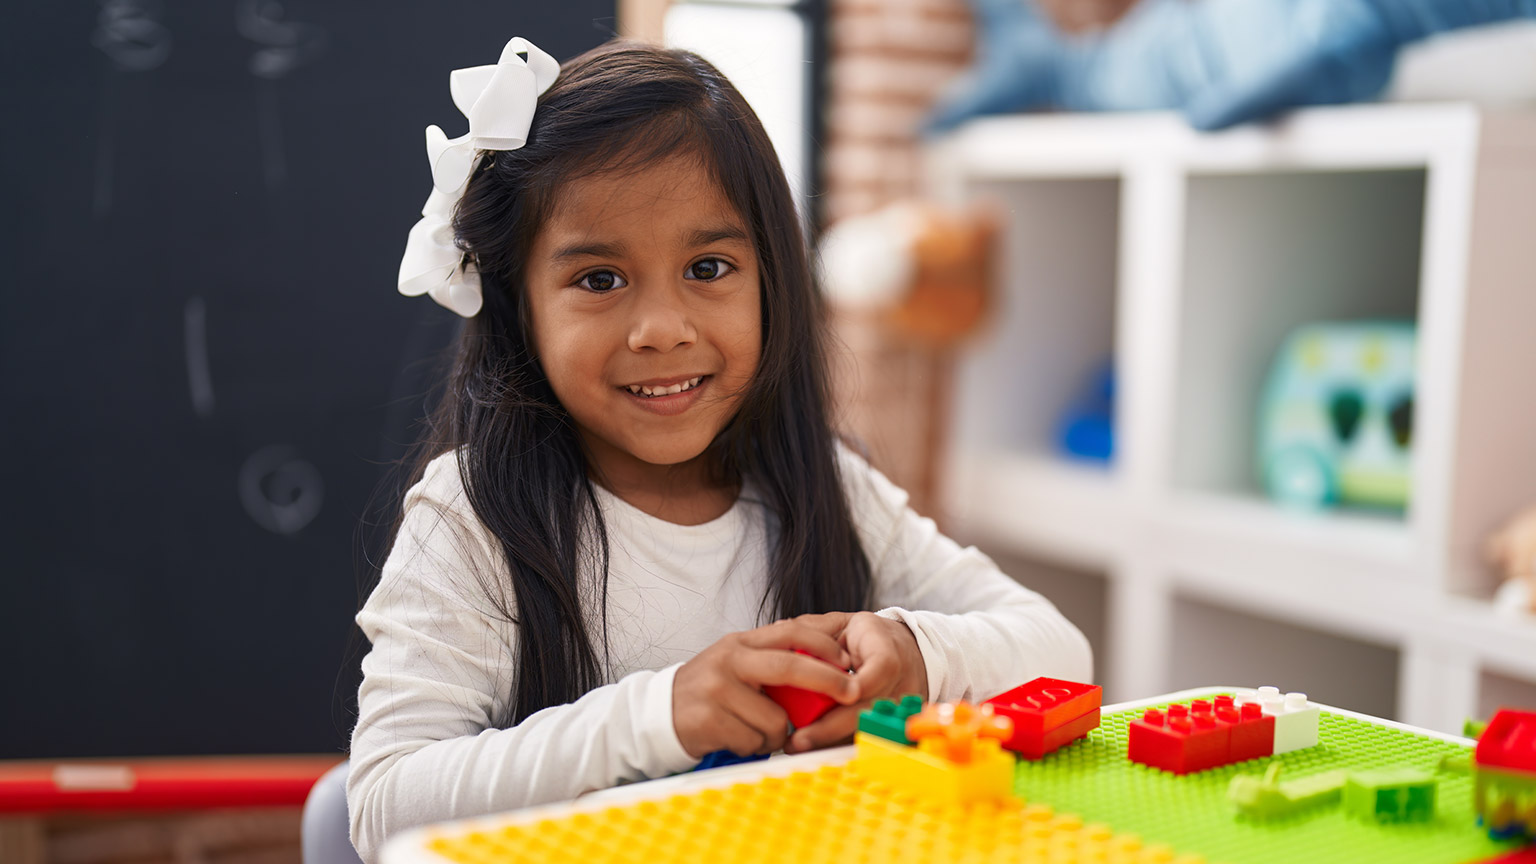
left=687, top=258, right=732, bottom=281
left=579, top=270, right=625, bottom=292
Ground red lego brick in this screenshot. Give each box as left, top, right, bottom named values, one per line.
left=1475, top=708, right=1536, bottom=776
left=1216, top=696, right=1275, bottom=763
left=985, top=678, right=1103, bottom=739
left=762, top=650, right=842, bottom=729
left=1008, top=704, right=1101, bottom=759
left=1127, top=703, right=1230, bottom=774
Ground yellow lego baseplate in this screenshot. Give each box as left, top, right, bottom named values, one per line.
left=404, top=760, right=1206, bottom=864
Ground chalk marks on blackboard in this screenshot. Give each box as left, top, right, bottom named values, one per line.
left=239, top=445, right=324, bottom=535
left=236, top=0, right=327, bottom=80
left=92, top=0, right=173, bottom=71
left=91, top=0, right=172, bottom=219
left=184, top=297, right=216, bottom=419
left=237, top=0, right=328, bottom=191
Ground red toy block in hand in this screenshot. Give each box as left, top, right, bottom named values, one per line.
left=762, top=650, right=844, bottom=729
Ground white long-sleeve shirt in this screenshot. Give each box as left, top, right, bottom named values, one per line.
left=348, top=445, right=1091, bottom=862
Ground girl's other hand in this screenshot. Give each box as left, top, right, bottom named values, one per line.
left=673, top=615, right=860, bottom=759
left=783, top=611, right=928, bottom=754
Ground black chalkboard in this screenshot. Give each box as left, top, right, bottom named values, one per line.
left=0, top=2, right=613, bottom=759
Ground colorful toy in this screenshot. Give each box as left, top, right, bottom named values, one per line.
left=1057, top=362, right=1115, bottom=464
left=1229, top=762, right=1347, bottom=818
left=416, top=761, right=1189, bottom=864
left=1473, top=708, right=1536, bottom=840
left=857, top=695, right=924, bottom=745
left=1344, top=768, right=1438, bottom=823
left=905, top=701, right=1015, bottom=763
left=761, top=650, right=842, bottom=728
left=985, top=677, right=1103, bottom=759
left=389, top=691, right=1521, bottom=864
left=1488, top=506, right=1536, bottom=615
left=1129, top=688, right=1317, bottom=774
left=853, top=731, right=1017, bottom=806
left=1259, top=322, right=1416, bottom=511
left=693, top=750, right=769, bottom=772
left=1240, top=687, right=1321, bottom=754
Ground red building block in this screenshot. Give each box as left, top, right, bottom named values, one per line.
left=985, top=678, right=1102, bottom=746
left=1128, top=703, right=1230, bottom=774
left=1215, top=696, right=1276, bottom=763
left=762, top=650, right=842, bottom=728
left=1008, top=705, right=1101, bottom=759
left=1476, top=708, right=1536, bottom=776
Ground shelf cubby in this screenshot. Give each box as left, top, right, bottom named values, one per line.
left=1170, top=169, right=1424, bottom=511
left=950, top=176, right=1120, bottom=463
left=928, top=103, right=1536, bottom=731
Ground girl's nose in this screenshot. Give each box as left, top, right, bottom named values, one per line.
left=627, top=283, right=697, bottom=353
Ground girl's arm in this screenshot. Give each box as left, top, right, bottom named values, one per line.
left=841, top=446, right=1094, bottom=703
left=345, top=462, right=696, bottom=863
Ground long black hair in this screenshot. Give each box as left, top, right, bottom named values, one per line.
left=394, top=40, right=873, bottom=725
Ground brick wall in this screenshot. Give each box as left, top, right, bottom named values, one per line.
left=821, top=0, right=1136, bottom=516
left=822, top=0, right=976, bottom=517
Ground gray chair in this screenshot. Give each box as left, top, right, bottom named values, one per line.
left=302, top=760, right=364, bottom=864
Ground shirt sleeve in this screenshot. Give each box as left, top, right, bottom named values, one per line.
left=839, top=445, right=1094, bottom=703
left=346, top=457, right=697, bottom=863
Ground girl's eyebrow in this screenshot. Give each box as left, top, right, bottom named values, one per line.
left=550, top=240, right=625, bottom=262
left=549, top=225, right=749, bottom=263
left=685, top=225, right=750, bottom=247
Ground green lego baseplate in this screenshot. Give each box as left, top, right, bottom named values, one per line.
left=1023, top=696, right=1523, bottom=864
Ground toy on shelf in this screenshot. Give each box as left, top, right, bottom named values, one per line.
left=850, top=700, right=1018, bottom=805
left=1129, top=688, right=1318, bottom=774
left=857, top=695, right=924, bottom=746
left=985, top=676, right=1104, bottom=759
left=1488, top=506, right=1536, bottom=616
left=1259, top=322, right=1416, bottom=511
left=762, top=649, right=844, bottom=729
left=1229, top=762, right=1347, bottom=818
left=1056, top=362, right=1116, bottom=464
left=1472, top=708, right=1536, bottom=840
left=1344, top=768, right=1438, bottom=823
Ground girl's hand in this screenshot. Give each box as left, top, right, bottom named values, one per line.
left=673, top=615, right=861, bottom=759
left=784, top=611, right=928, bottom=754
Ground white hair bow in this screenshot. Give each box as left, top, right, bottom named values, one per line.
left=397, top=37, right=559, bottom=317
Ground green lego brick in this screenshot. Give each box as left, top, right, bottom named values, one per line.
left=1013, top=698, right=1525, bottom=864
left=1343, top=768, right=1437, bottom=823
left=856, top=694, right=923, bottom=745
left=1229, top=762, right=1346, bottom=818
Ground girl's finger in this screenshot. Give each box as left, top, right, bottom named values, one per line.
left=784, top=704, right=860, bottom=754
left=718, top=685, right=794, bottom=753
left=736, top=647, right=859, bottom=703
left=708, top=704, right=774, bottom=756
left=740, top=622, right=851, bottom=670
left=848, top=641, right=904, bottom=700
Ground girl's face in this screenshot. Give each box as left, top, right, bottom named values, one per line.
left=524, top=155, right=761, bottom=490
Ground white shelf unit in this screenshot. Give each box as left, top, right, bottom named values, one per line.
left=926, top=103, right=1536, bottom=735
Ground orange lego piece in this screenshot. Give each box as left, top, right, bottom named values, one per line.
left=905, top=701, right=1015, bottom=763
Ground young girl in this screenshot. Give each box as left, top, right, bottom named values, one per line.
left=348, top=37, right=1090, bottom=862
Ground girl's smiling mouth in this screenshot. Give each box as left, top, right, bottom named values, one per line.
left=618, top=375, right=712, bottom=415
